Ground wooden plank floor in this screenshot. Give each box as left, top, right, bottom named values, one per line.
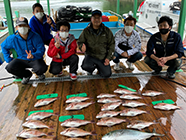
left=1, top=57, right=186, bottom=140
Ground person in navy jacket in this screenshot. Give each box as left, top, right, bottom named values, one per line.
left=29, top=3, right=57, bottom=45
left=47, top=20, right=79, bottom=80
left=144, top=16, right=184, bottom=79
left=1, top=17, right=48, bottom=84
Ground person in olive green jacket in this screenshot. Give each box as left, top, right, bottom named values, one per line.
left=77, top=10, right=115, bottom=78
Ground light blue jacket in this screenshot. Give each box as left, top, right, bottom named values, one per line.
left=1, top=30, right=45, bottom=63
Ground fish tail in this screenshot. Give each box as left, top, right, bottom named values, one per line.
left=49, top=125, right=55, bottom=129
left=54, top=113, right=60, bottom=116
left=91, top=131, right=97, bottom=135
left=47, top=132, right=54, bottom=136
left=153, top=133, right=165, bottom=137
left=137, top=90, right=142, bottom=95
left=91, top=120, right=96, bottom=123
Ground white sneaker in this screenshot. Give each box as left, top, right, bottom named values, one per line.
left=114, top=63, right=120, bottom=70
left=126, top=61, right=134, bottom=69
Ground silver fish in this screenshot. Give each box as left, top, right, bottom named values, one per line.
left=66, top=97, right=92, bottom=103
left=61, top=118, right=94, bottom=127
left=127, top=120, right=156, bottom=130
left=66, top=101, right=94, bottom=110
left=60, top=128, right=96, bottom=137
left=16, top=129, right=51, bottom=138
left=97, top=117, right=127, bottom=127
left=101, top=102, right=122, bottom=111
left=34, top=97, right=58, bottom=107
left=120, top=109, right=148, bottom=116
left=102, top=129, right=164, bottom=140
left=97, top=98, right=122, bottom=103
left=97, top=93, right=117, bottom=98
left=142, top=90, right=165, bottom=97
left=153, top=103, right=180, bottom=110
left=120, top=94, right=142, bottom=100
left=122, top=101, right=147, bottom=108
left=114, top=88, right=137, bottom=94
left=96, top=111, right=121, bottom=118
left=22, top=120, right=52, bottom=129
left=26, top=112, right=58, bottom=121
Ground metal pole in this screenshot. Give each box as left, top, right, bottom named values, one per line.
left=3, top=0, right=14, bottom=35
left=3, top=0, right=17, bottom=58
left=133, top=0, right=138, bottom=19
left=37, top=0, right=40, bottom=3
left=117, top=0, right=120, bottom=14
left=178, top=0, right=186, bottom=40
left=47, top=0, right=50, bottom=15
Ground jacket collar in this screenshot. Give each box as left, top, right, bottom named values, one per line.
left=155, top=31, right=174, bottom=41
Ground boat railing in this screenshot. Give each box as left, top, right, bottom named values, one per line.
left=103, top=10, right=123, bottom=21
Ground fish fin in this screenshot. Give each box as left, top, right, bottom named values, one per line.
left=146, top=111, right=151, bottom=114
left=47, top=132, right=54, bottom=136
left=91, top=131, right=97, bottom=135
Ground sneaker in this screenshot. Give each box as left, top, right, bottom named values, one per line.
left=21, top=76, right=31, bottom=84
left=126, top=61, right=134, bottom=69
left=167, top=72, right=175, bottom=79
left=70, top=73, right=77, bottom=80
left=114, top=63, right=120, bottom=70
left=57, top=71, right=63, bottom=77
left=38, top=74, right=45, bottom=80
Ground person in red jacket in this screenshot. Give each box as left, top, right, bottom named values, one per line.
left=47, top=20, right=79, bottom=80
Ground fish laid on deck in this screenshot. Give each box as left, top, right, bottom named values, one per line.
left=102, top=129, right=164, bottom=140
left=96, top=117, right=127, bottom=127
left=66, top=101, right=94, bottom=110
left=114, top=88, right=137, bottom=94
left=120, top=109, right=148, bottom=116
left=101, top=102, right=122, bottom=111
left=22, top=120, right=52, bottom=129
left=153, top=103, right=180, bottom=110
left=66, top=97, right=92, bottom=103
left=61, top=118, right=94, bottom=127
left=119, top=94, right=142, bottom=100
left=34, top=97, right=59, bottom=107
left=97, top=93, right=117, bottom=98
left=127, top=120, right=157, bottom=130
left=26, top=138, right=55, bottom=140
left=97, top=98, right=122, bottom=103
left=60, top=128, right=96, bottom=137
left=122, top=101, right=147, bottom=108
left=16, top=129, right=52, bottom=138
left=66, top=138, right=89, bottom=140
left=142, top=90, right=165, bottom=97
left=26, top=112, right=58, bottom=121
left=96, top=111, right=121, bottom=118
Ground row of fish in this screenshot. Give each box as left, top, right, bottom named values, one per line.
left=17, top=96, right=60, bottom=139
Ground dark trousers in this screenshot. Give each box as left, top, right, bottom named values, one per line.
left=49, top=54, right=79, bottom=75
left=144, top=56, right=182, bottom=74
left=5, top=58, right=48, bottom=78
left=113, top=51, right=143, bottom=63
left=81, top=55, right=112, bottom=78
left=44, top=38, right=52, bottom=46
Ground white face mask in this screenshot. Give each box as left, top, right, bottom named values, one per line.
left=35, top=12, right=44, bottom=19
left=124, top=26, right=134, bottom=34
left=59, top=32, right=69, bottom=39
left=18, top=27, right=29, bottom=35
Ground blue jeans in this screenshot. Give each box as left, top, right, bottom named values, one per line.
left=113, top=51, right=143, bottom=63
left=144, top=56, right=182, bottom=74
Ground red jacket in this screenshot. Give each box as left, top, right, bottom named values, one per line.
left=47, top=33, right=77, bottom=62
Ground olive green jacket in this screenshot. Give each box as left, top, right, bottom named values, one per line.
left=77, top=23, right=115, bottom=60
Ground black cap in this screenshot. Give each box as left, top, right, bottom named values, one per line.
left=92, top=10, right=102, bottom=17
left=16, top=17, right=28, bottom=26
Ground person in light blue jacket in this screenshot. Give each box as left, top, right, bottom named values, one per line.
left=1, top=17, right=48, bottom=84
left=29, top=3, right=57, bottom=45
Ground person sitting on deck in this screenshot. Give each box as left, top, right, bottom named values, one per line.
left=1, top=17, right=48, bottom=84
left=47, top=20, right=79, bottom=80
left=29, top=3, right=57, bottom=45
left=113, top=16, right=143, bottom=70
left=77, top=10, right=115, bottom=78
left=144, top=16, right=184, bottom=79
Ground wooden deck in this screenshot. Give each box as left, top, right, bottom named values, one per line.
left=1, top=55, right=186, bottom=140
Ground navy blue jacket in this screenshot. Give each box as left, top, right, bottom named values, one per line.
left=146, top=31, right=184, bottom=58
left=1, top=30, right=45, bottom=63
left=29, top=14, right=57, bottom=43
